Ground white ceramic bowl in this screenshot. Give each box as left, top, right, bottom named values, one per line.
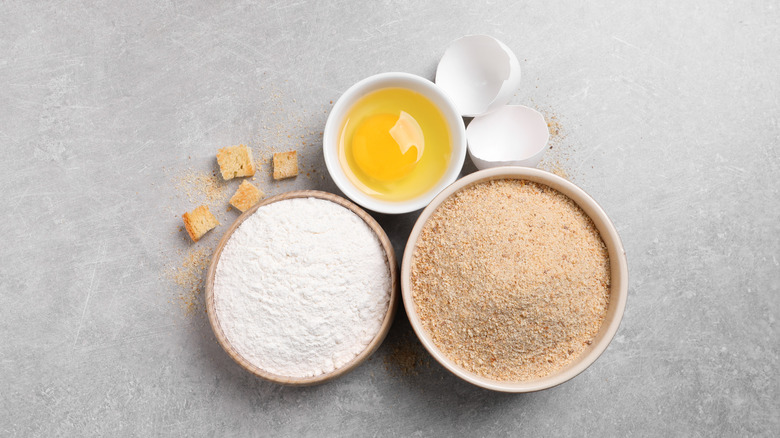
left=401, top=167, right=628, bottom=392
left=323, top=72, right=467, bottom=214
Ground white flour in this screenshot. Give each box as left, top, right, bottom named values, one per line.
left=213, top=197, right=391, bottom=378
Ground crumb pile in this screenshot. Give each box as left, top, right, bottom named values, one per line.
left=383, top=328, right=430, bottom=377
left=164, top=246, right=212, bottom=315
left=536, top=108, right=572, bottom=180
left=410, top=179, right=610, bottom=382
left=172, top=169, right=231, bottom=206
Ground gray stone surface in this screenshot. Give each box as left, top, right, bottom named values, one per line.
left=1, top=1, right=778, bottom=436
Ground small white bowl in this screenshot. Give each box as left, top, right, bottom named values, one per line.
left=401, top=167, right=628, bottom=392
left=323, top=72, right=467, bottom=214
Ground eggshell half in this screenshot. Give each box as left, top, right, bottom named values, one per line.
left=466, top=105, right=550, bottom=170
left=435, top=35, right=521, bottom=117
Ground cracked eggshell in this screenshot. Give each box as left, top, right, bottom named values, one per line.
left=466, top=105, right=550, bottom=170
left=435, top=35, right=521, bottom=117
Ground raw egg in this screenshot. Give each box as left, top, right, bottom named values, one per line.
left=338, top=88, right=451, bottom=201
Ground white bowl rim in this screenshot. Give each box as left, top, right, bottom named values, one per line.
left=400, top=167, right=628, bottom=392
left=323, top=72, right=467, bottom=214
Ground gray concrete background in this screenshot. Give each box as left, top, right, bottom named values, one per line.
left=1, top=1, right=778, bottom=436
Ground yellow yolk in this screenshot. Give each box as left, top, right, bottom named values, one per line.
left=337, top=87, right=451, bottom=201
left=351, top=111, right=425, bottom=182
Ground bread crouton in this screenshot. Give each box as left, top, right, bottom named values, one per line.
left=229, top=180, right=264, bottom=212
left=216, top=144, right=255, bottom=180
left=182, top=205, right=219, bottom=242
left=272, top=151, right=298, bottom=180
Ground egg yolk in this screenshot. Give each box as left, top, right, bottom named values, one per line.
left=351, top=111, right=425, bottom=182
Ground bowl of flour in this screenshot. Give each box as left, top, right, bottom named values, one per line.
left=206, top=190, right=397, bottom=385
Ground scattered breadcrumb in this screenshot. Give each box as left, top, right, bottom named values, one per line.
left=383, top=328, right=430, bottom=377
left=257, top=86, right=324, bottom=156
left=163, top=246, right=211, bottom=315
left=171, top=169, right=231, bottom=206
left=546, top=161, right=569, bottom=180
left=411, top=179, right=610, bottom=382
left=546, top=113, right=562, bottom=139
left=537, top=108, right=574, bottom=180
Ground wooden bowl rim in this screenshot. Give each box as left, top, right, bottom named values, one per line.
left=205, top=190, right=398, bottom=386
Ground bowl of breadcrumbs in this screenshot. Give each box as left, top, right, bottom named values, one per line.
left=401, top=167, right=627, bottom=392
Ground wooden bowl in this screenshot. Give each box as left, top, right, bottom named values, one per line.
left=401, top=167, right=628, bottom=392
left=206, top=190, right=398, bottom=385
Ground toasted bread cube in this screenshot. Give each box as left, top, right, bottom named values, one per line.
left=230, top=180, right=264, bottom=212
left=216, top=144, right=255, bottom=180
left=182, top=205, right=219, bottom=242
left=272, top=151, right=298, bottom=180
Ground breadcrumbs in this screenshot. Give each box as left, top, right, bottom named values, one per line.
left=171, top=169, right=230, bottom=205
left=536, top=108, right=573, bottom=180
left=383, top=328, right=430, bottom=377
left=163, top=246, right=211, bottom=315
left=410, top=179, right=610, bottom=382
